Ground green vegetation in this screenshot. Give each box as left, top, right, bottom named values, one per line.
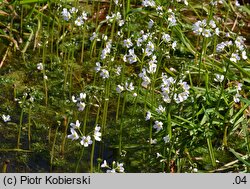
left=0, top=0, right=249, bottom=173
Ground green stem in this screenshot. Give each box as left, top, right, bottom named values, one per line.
left=50, top=124, right=59, bottom=172
left=207, top=136, right=216, bottom=167
left=17, top=109, right=24, bottom=149
left=61, top=116, right=68, bottom=156
left=75, top=147, right=84, bottom=173
left=119, top=92, right=127, bottom=155
left=90, top=140, right=96, bottom=173
left=28, top=106, right=31, bottom=150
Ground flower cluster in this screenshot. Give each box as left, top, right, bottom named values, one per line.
left=101, top=160, right=125, bottom=173
left=143, top=41, right=155, bottom=57
left=95, top=62, right=110, bottom=79
left=193, top=19, right=219, bottom=37
left=233, top=82, right=243, bottom=103
left=167, top=9, right=177, bottom=27
left=93, top=125, right=102, bottom=141
left=116, top=81, right=135, bottom=93
left=136, top=31, right=151, bottom=47
left=72, top=93, right=87, bottom=111
left=106, top=12, right=124, bottom=26
left=139, top=68, right=151, bottom=88
left=61, top=7, right=87, bottom=26
left=142, top=0, right=156, bottom=8
left=101, top=40, right=112, bottom=60
left=68, top=122, right=102, bottom=147
left=161, top=73, right=190, bottom=103
left=145, top=110, right=171, bottom=145
left=146, top=55, right=157, bottom=74
left=123, top=49, right=137, bottom=64
left=216, top=36, right=247, bottom=63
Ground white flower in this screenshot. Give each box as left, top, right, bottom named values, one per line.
left=150, top=138, right=157, bottom=144
left=123, top=38, right=133, bottom=48
left=114, top=66, right=122, bottom=76
left=124, top=49, right=137, bottom=64
left=168, top=13, right=177, bottom=26
left=95, top=62, right=102, bottom=73
left=162, top=33, right=171, bottom=42
left=156, top=152, right=162, bottom=158
left=180, top=81, right=190, bottom=91
left=147, top=61, right=157, bottom=74
left=202, top=29, right=212, bottom=38
left=70, top=120, right=81, bottom=129
left=116, top=162, right=125, bottom=173
left=94, top=125, right=102, bottom=141
left=141, top=76, right=151, bottom=88
left=209, top=20, right=216, bottom=28
left=162, top=75, right=175, bottom=87
left=82, top=11, right=88, bottom=20
left=106, top=169, right=116, bottom=173
left=236, top=82, right=242, bottom=91
left=215, top=28, right=220, bottom=36
left=139, top=68, right=150, bottom=86
left=172, top=41, right=177, bottom=50
left=163, top=135, right=170, bottom=143
left=2, top=114, right=11, bottom=122
left=225, top=32, right=230, bottom=38
left=193, top=21, right=203, bottom=35
left=156, top=6, right=163, bottom=14
left=116, top=85, right=124, bottom=93
left=77, top=101, right=86, bottom=111
left=156, top=105, right=166, bottom=114
left=214, top=74, right=224, bottom=83
left=61, top=8, right=71, bottom=21
left=142, top=0, right=156, bottom=7
left=148, top=19, right=154, bottom=29
left=118, top=20, right=125, bottom=26
left=143, top=41, right=154, bottom=56
left=101, top=40, right=112, bottom=60
left=90, top=32, right=98, bottom=41
left=153, top=121, right=163, bottom=132
left=125, top=82, right=134, bottom=91
left=101, top=160, right=109, bottom=168
left=67, top=128, right=79, bottom=140
left=216, top=42, right=225, bottom=52
left=103, top=35, right=108, bottom=41
left=75, top=16, right=84, bottom=26
left=79, top=93, right=86, bottom=100
left=70, top=7, right=78, bottom=14
left=234, top=93, right=241, bottom=103
left=235, top=0, right=240, bottom=6
left=37, top=63, right=43, bottom=70
left=174, top=92, right=189, bottom=103
left=145, top=111, right=152, bottom=121
left=80, top=135, right=93, bottom=147
left=230, top=53, right=240, bottom=63
left=100, top=69, right=109, bottom=79
left=162, top=93, right=171, bottom=103
left=193, top=168, right=198, bottom=173
left=235, top=36, right=245, bottom=51
left=242, top=51, right=247, bottom=60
